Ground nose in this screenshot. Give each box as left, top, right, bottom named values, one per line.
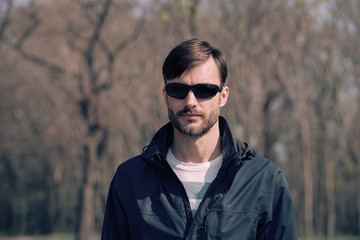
left=184, top=90, right=198, bottom=108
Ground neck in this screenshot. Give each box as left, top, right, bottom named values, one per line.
left=171, top=122, right=222, bottom=163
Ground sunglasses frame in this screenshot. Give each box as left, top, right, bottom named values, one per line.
left=165, top=82, right=223, bottom=99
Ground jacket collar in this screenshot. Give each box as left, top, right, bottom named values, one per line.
left=141, top=116, right=255, bottom=165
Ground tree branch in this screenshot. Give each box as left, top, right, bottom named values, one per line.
left=84, top=0, right=112, bottom=74
left=0, top=0, right=13, bottom=40
left=114, top=14, right=146, bottom=55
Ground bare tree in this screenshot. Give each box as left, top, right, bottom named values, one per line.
left=0, top=0, right=145, bottom=238
left=0, top=0, right=13, bottom=40
left=2, top=0, right=360, bottom=237
left=335, top=0, right=360, bottom=236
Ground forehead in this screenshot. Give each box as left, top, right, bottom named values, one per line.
left=176, top=58, right=221, bottom=85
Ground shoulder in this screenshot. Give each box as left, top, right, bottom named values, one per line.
left=247, top=155, right=291, bottom=202
left=242, top=154, right=282, bottom=177
left=114, top=155, right=142, bottom=174
left=117, top=155, right=145, bottom=171
left=111, top=155, right=151, bottom=187
left=239, top=155, right=289, bottom=199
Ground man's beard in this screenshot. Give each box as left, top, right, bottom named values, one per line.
left=168, top=107, right=219, bottom=137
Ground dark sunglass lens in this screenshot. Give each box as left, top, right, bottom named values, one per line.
left=166, top=83, right=189, bottom=99
left=193, top=84, right=221, bottom=99
left=166, top=83, right=221, bottom=99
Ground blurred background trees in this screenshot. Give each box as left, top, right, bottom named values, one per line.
left=0, top=0, right=359, bottom=239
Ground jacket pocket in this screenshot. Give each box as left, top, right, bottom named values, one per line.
left=205, top=209, right=261, bottom=240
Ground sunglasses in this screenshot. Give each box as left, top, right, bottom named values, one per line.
left=165, top=82, right=223, bottom=99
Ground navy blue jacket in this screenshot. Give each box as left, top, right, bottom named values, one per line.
left=101, top=117, right=297, bottom=239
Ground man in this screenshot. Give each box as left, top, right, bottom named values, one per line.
left=101, top=38, right=297, bottom=239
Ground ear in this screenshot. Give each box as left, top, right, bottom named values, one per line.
left=219, top=86, right=229, bottom=108
left=163, top=88, right=168, bottom=105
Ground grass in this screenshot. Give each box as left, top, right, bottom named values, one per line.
left=0, top=233, right=358, bottom=240
left=0, top=233, right=100, bottom=240
left=299, top=236, right=359, bottom=240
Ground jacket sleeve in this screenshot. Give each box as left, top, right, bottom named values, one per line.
left=101, top=179, right=130, bottom=240
left=257, top=171, right=298, bottom=240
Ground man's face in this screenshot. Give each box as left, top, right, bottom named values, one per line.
left=163, top=57, right=229, bottom=137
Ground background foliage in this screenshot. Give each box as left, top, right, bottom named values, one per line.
left=0, top=0, right=359, bottom=239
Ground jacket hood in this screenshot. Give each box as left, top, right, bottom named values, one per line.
left=141, top=116, right=256, bottom=167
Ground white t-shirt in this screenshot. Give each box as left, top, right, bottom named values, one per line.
left=166, top=149, right=223, bottom=217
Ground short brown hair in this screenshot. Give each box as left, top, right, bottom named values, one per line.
left=162, top=38, right=227, bottom=85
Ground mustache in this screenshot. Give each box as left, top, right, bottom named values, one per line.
left=176, top=107, right=202, bottom=116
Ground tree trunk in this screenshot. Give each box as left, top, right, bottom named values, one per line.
left=78, top=173, right=95, bottom=240
left=78, top=133, right=101, bottom=240
left=357, top=158, right=360, bottom=239
left=325, top=150, right=335, bottom=239
left=299, top=100, right=314, bottom=239
left=349, top=143, right=360, bottom=238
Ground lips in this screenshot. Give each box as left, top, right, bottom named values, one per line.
left=177, top=112, right=202, bottom=118
left=180, top=113, right=201, bottom=116
left=177, top=114, right=202, bottom=125
left=177, top=108, right=201, bottom=115
left=176, top=108, right=203, bottom=121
